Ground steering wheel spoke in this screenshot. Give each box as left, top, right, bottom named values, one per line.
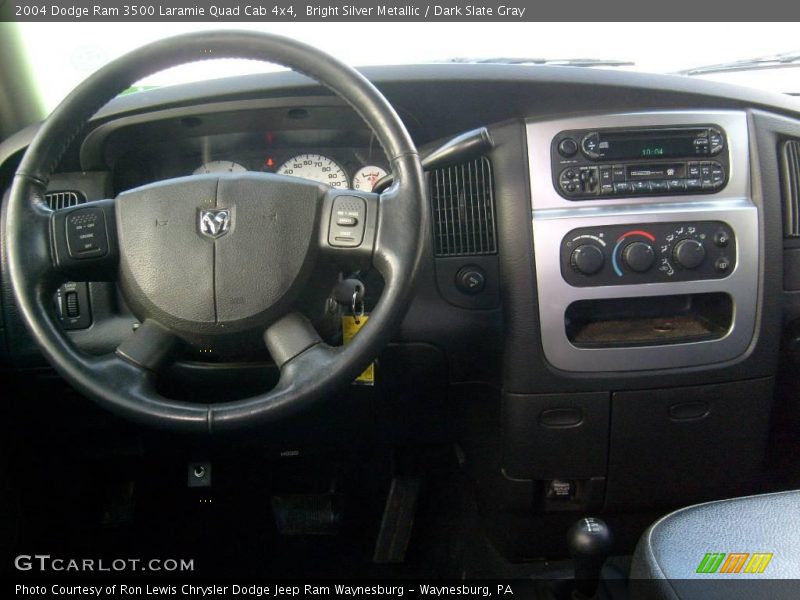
left=115, top=319, right=181, bottom=373
left=263, top=312, right=325, bottom=369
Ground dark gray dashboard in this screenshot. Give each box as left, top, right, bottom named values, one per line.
left=1, top=64, right=800, bottom=391
left=5, top=62, right=800, bottom=525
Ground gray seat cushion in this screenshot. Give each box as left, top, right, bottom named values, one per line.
left=630, top=490, right=800, bottom=599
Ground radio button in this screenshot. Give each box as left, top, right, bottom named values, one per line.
left=582, top=133, right=600, bottom=157
left=614, top=182, right=632, bottom=193
left=686, top=179, right=702, bottom=190
left=577, top=167, right=599, bottom=193
left=560, top=168, right=583, bottom=196
left=612, top=165, right=626, bottom=182
left=693, top=136, right=710, bottom=155
left=709, top=130, right=724, bottom=155
left=599, top=167, right=613, bottom=184
left=667, top=179, right=687, bottom=191
left=631, top=181, right=651, bottom=193
left=687, top=163, right=702, bottom=178
left=650, top=181, right=668, bottom=192
left=710, top=164, right=725, bottom=187
left=600, top=184, right=614, bottom=195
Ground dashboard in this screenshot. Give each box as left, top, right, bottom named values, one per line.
left=2, top=63, right=800, bottom=536
left=2, top=65, right=798, bottom=381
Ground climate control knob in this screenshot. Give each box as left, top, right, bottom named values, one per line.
left=570, top=245, right=605, bottom=275
left=622, top=241, right=655, bottom=272
left=673, top=239, right=706, bottom=269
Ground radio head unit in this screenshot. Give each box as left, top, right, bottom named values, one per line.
left=551, top=125, right=729, bottom=200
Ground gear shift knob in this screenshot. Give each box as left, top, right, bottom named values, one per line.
left=567, top=517, right=613, bottom=599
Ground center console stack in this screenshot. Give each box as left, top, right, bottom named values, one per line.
left=528, top=111, right=757, bottom=372
left=498, top=112, right=769, bottom=525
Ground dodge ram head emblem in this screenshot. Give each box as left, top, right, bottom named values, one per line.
left=198, top=208, right=231, bottom=239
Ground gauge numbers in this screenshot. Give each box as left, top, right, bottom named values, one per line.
left=352, top=165, right=388, bottom=191
left=193, top=160, right=247, bottom=175
left=277, top=153, right=348, bottom=188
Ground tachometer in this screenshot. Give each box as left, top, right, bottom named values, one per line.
left=277, top=154, right=348, bottom=188
left=352, top=165, right=388, bottom=191
left=194, top=161, right=247, bottom=175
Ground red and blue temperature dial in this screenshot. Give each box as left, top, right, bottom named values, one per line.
left=612, top=230, right=656, bottom=276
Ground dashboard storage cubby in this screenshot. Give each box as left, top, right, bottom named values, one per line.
left=565, top=292, right=733, bottom=348
left=605, top=377, right=774, bottom=510
left=503, top=392, right=609, bottom=510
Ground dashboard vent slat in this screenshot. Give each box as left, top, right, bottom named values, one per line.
left=782, top=140, right=800, bottom=238
left=431, top=156, right=497, bottom=256
left=45, top=190, right=86, bottom=211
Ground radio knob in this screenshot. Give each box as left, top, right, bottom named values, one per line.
left=622, top=242, right=655, bottom=272
left=570, top=245, right=605, bottom=275
left=673, top=239, right=706, bottom=269
left=558, top=138, right=579, bottom=157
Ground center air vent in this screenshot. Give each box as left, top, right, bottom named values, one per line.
left=782, top=140, right=800, bottom=237
left=430, top=157, right=497, bottom=257
left=46, top=190, right=86, bottom=211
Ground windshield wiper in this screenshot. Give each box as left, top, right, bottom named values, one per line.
left=677, top=51, right=800, bottom=76
left=441, top=57, right=634, bottom=68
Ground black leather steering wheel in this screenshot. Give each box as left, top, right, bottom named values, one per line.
left=5, top=31, right=426, bottom=432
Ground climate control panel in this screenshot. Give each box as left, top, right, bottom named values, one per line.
left=560, top=221, right=735, bottom=287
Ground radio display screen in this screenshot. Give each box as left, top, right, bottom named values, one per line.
left=598, top=129, right=705, bottom=160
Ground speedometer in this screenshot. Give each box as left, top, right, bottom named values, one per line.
left=277, top=154, right=349, bottom=188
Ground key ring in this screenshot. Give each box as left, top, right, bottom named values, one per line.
left=351, top=289, right=365, bottom=325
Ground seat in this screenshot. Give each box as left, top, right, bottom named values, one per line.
left=629, top=489, right=800, bottom=599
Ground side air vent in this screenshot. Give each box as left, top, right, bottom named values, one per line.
left=782, top=140, right=800, bottom=237
left=45, top=190, right=86, bottom=211
left=430, top=156, right=497, bottom=257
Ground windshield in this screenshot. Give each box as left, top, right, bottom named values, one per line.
left=13, top=22, right=800, bottom=113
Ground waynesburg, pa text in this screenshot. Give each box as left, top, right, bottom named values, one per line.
left=15, top=584, right=517, bottom=597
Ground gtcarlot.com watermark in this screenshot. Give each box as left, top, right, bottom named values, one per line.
left=14, top=554, right=194, bottom=573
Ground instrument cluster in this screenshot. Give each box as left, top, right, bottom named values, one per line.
left=110, top=124, right=392, bottom=195
left=193, top=151, right=388, bottom=192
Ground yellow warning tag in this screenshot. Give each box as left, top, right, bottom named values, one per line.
left=342, top=314, right=375, bottom=386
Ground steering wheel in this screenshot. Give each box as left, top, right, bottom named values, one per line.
left=5, top=31, right=426, bottom=433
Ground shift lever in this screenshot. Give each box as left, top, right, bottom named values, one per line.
left=567, top=517, right=613, bottom=599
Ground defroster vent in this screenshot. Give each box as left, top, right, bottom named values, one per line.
left=46, top=190, right=86, bottom=211
left=430, top=157, right=497, bottom=256
left=782, top=140, right=800, bottom=237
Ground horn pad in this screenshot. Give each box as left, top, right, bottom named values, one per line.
left=116, top=174, right=323, bottom=342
